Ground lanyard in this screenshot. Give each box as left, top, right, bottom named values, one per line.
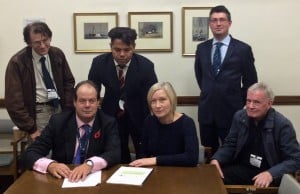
left=76, top=126, right=92, bottom=161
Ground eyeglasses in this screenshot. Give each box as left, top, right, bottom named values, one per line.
left=209, top=18, right=229, bottom=24
left=31, top=38, right=51, bottom=47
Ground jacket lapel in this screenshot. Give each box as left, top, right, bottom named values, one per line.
left=87, top=111, right=102, bottom=157
left=204, top=40, right=216, bottom=78
left=219, top=38, right=234, bottom=74
left=64, top=115, right=78, bottom=163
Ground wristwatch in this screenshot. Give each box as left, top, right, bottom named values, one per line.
left=85, top=160, right=94, bottom=169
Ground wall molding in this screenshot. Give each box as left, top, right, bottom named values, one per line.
left=1, top=99, right=5, bottom=108
left=177, top=96, right=300, bottom=106
left=1, top=96, right=300, bottom=108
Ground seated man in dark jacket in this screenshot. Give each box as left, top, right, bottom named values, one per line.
left=22, top=80, right=120, bottom=182
left=211, top=82, right=300, bottom=187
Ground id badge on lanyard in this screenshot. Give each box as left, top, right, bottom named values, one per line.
left=249, top=154, right=262, bottom=168
left=47, top=89, right=58, bottom=99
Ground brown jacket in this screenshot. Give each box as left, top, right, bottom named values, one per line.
left=5, top=46, right=75, bottom=134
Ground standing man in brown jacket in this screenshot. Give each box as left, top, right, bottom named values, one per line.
left=5, top=22, right=75, bottom=141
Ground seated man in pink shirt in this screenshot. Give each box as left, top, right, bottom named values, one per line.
left=22, top=80, right=120, bottom=182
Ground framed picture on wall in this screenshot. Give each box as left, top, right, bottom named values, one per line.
left=73, top=13, right=118, bottom=53
left=128, top=12, right=173, bottom=52
left=182, top=7, right=212, bottom=56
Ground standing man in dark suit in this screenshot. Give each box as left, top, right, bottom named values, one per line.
left=194, top=5, right=257, bottom=154
left=23, top=80, right=120, bottom=182
left=88, top=27, right=158, bottom=163
left=5, top=22, right=75, bottom=141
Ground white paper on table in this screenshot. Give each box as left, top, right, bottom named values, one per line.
left=62, top=170, right=101, bottom=188
left=106, top=166, right=153, bottom=186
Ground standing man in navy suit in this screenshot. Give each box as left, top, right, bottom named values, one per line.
left=194, top=5, right=258, bottom=154
left=88, top=27, right=158, bottom=163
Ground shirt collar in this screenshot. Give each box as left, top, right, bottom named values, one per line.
left=32, top=48, right=49, bottom=63
left=76, top=114, right=95, bottom=128
left=213, top=34, right=231, bottom=46
left=114, top=59, right=131, bottom=68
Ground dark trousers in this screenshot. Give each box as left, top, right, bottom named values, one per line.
left=199, top=122, right=229, bottom=155
left=222, top=164, right=260, bottom=185
left=117, top=112, right=141, bottom=163
left=222, top=164, right=281, bottom=186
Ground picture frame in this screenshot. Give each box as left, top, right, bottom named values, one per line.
left=182, top=7, right=212, bottom=56
left=73, top=13, right=118, bottom=53
left=128, top=12, right=173, bottom=52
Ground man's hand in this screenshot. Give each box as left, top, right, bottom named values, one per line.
left=252, top=171, right=273, bottom=188
left=210, top=159, right=224, bottom=178
left=30, top=129, right=41, bottom=141
left=129, top=157, right=156, bottom=167
left=47, top=162, right=71, bottom=179
left=68, top=163, right=92, bottom=182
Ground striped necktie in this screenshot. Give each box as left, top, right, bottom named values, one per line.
left=118, top=65, right=125, bottom=88
left=212, top=42, right=223, bottom=76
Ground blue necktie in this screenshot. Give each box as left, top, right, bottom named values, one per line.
left=212, top=42, right=223, bottom=76
left=73, top=124, right=92, bottom=164
left=39, top=56, right=59, bottom=107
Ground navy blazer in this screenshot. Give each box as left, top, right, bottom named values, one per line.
left=88, top=53, right=158, bottom=129
left=194, top=37, right=257, bottom=128
left=22, top=109, right=121, bottom=169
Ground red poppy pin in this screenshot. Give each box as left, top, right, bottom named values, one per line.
left=94, top=130, right=101, bottom=139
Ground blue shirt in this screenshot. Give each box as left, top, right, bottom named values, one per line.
left=211, top=35, right=231, bottom=64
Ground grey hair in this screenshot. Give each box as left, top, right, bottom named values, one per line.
left=248, top=82, right=275, bottom=101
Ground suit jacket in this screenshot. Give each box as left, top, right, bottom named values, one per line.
left=5, top=46, right=75, bottom=134
left=194, top=36, right=257, bottom=128
left=88, top=53, right=158, bottom=129
left=22, top=109, right=121, bottom=169
left=212, top=108, right=300, bottom=181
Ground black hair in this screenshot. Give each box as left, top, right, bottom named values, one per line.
left=209, top=5, right=231, bottom=22
left=108, top=27, right=137, bottom=46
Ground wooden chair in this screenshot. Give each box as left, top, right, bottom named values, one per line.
left=0, top=119, right=27, bottom=180
left=225, top=185, right=278, bottom=194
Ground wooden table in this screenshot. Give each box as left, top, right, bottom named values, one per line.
left=5, top=164, right=227, bottom=194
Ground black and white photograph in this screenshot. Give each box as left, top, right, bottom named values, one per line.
left=138, top=22, right=163, bottom=39
left=84, top=22, right=108, bottom=39
left=73, top=13, right=118, bottom=53
left=128, top=12, right=173, bottom=52
left=192, top=17, right=209, bottom=41
left=182, top=7, right=212, bottom=56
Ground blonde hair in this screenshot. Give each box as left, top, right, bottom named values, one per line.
left=147, top=82, right=177, bottom=113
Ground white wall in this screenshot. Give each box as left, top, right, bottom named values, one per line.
left=0, top=0, right=299, bottom=141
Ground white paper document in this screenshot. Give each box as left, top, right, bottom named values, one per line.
left=106, top=166, right=153, bottom=186
left=62, top=170, right=101, bottom=188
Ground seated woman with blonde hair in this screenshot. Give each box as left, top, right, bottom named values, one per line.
left=129, top=82, right=199, bottom=167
